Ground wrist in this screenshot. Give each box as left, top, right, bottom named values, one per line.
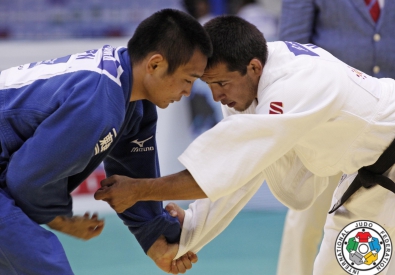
left=140, top=178, right=162, bottom=201
left=147, top=235, right=166, bottom=260
left=47, top=216, right=68, bottom=230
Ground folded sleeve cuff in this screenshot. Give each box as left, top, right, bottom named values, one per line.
left=119, top=210, right=181, bottom=254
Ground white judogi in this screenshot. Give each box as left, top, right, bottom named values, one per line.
left=174, top=42, right=395, bottom=274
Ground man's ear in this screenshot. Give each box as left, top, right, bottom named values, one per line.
left=146, top=54, right=165, bottom=74
left=248, top=58, right=263, bottom=77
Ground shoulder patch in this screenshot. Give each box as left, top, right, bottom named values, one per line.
left=284, top=41, right=319, bottom=57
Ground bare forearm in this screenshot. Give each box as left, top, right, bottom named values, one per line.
left=94, top=170, right=208, bottom=213
left=142, top=170, right=207, bottom=201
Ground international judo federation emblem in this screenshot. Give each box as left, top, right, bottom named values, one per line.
left=335, top=220, right=392, bottom=275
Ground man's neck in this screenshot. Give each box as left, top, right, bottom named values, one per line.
left=130, top=63, right=146, bottom=102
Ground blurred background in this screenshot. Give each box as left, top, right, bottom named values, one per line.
left=0, top=1, right=287, bottom=274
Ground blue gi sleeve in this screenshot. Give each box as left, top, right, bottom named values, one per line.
left=279, top=0, right=316, bottom=43
left=104, top=100, right=180, bottom=254
left=5, top=72, right=124, bottom=224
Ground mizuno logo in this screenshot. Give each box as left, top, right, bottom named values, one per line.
left=131, top=136, right=153, bottom=147
left=269, top=102, right=283, bottom=114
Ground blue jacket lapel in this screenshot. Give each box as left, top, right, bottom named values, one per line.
left=376, top=0, right=393, bottom=30
left=349, top=0, right=376, bottom=27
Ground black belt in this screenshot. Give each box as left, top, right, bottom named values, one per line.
left=329, top=138, right=395, bottom=214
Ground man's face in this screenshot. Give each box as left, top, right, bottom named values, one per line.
left=201, top=62, right=259, bottom=112
left=146, top=50, right=207, bottom=109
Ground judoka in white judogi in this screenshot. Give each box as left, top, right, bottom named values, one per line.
left=175, top=41, right=395, bottom=274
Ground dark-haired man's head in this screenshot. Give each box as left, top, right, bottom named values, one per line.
left=128, top=8, right=212, bottom=75
left=128, top=9, right=212, bottom=109
left=203, top=15, right=267, bottom=74
left=201, top=15, right=267, bottom=112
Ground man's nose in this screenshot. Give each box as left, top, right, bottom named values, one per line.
left=182, top=87, right=191, bottom=97
left=211, top=87, right=225, bottom=102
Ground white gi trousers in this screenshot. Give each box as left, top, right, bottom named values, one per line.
left=277, top=178, right=338, bottom=275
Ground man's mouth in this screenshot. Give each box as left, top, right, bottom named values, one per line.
left=222, top=101, right=236, bottom=108
left=171, top=97, right=182, bottom=103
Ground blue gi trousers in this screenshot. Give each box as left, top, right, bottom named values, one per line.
left=0, top=188, right=74, bottom=275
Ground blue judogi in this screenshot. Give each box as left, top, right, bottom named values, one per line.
left=0, top=45, right=180, bottom=274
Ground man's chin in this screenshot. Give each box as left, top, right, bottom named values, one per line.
left=234, top=105, right=246, bottom=112
left=152, top=99, right=171, bottom=109
left=157, top=104, right=169, bottom=109
left=234, top=102, right=252, bottom=112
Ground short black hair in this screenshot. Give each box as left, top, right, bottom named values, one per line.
left=128, top=9, right=212, bottom=74
left=203, top=15, right=268, bottom=75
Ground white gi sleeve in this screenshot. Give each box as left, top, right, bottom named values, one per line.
left=175, top=150, right=335, bottom=258
left=175, top=172, right=264, bottom=258
left=178, top=112, right=335, bottom=202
